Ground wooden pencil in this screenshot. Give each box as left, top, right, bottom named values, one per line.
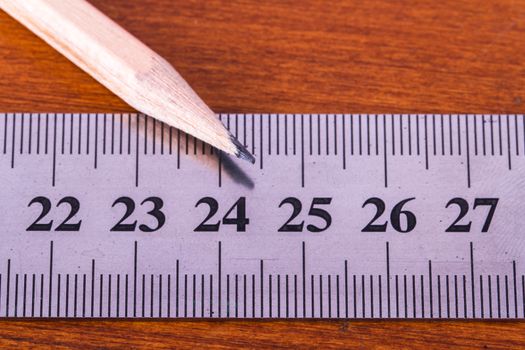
left=0, top=0, right=255, bottom=163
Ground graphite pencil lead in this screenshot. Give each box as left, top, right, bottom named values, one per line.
left=230, top=134, right=256, bottom=163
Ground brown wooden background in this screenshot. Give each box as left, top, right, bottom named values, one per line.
left=1, top=0, right=525, bottom=348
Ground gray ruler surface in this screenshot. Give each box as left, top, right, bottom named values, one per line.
left=0, top=113, right=524, bottom=319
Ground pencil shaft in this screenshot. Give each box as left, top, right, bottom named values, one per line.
left=0, top=0, right=252, bottom=160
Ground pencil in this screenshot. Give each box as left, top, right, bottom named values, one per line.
left=0, top=0, right=255, bottom=163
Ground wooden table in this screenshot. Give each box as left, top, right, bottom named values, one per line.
left=1, top=0, right=525, bottom=348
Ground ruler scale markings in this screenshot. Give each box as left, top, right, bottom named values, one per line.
left=74, top=274, right=78, bottom=318
left=383, top=115, right=388, bottom=188
left=52, top=116, right=57, bottom=186
left=463, top=275, right=467, bottom=318
left=336, top=275, right=340, bottom=318
left=103, top=114, right=107, bottom=155
left=227, top=274, right=230, bottom=317
left=125, top=274, right=129, bottom=317
left=260, top=115, right=263, bottom=169
left=514, top=261, right=518, bottom=318
left=395, top=275, right=399, bottom=318
left=0, top=114, right=524, bottom=319
left=113, top=114, right=116, bottom=155
left=70, top=114, right=74, bottom=155
left=523, top=115, right=525, bottom=157
left=269, top=275, right=272, bottom=317
left=218, top=241, right=222, bottom=318
left=359, top=114, right=363, bottom=156
left=489, top=275, right=493, bottom=318
left=497, top=275, right=501, bottom=318
left=505, top=275, right=510, bottom=318
left=429, top=261, right=433, bottom=318
left=153, top=118, right=157, bottom=155
left=522, top=276, right=525, bottom=318
left=424, top=115, right=429, bottom=169
left=14, top=274, right=18, bottom=317
left=353, top=275, right=357, bottom=318
left=277, top=114, right=280, bottom=155
left=404, top=275, right=408, bottom=318
left=416, top=115, right=420, bottom=156
left=408, top=115, right=412, bottom=156
left=301, top=115, right=305, bottom=187
left=412, top=275, right=416, bottom=318
left=29, top=113, right=33, bottom=154
left=391, top=115, right=395, bottom=156
left=342, top=115, right=346, bottom=169
left=473, top=116, right=478, bottom=156
left=432, top=114, right=436, bottom=156
left=94, top=114, right=98, bottom=168
left=284, top=115, right=288, bottom=156
left=437, top=275, right=441, bottom=318
left=91, top=259, right=95, bottom=317
left=400, top=115, right=404, bottom=155
left=480, top=275, right=484, bottom=318
left=490, top=115, right=495, bottom=156
left=514, top=115, right=519, bottom=156
left=386, top=242, right=390, bottom=317
left=11, top=113, right=15, bottom=168
left=57, top=274, right=61, bottom=317
left=235, top=274, right=238, bottom=318
left=482, top=115, right=487, bottom=156
left=457, top=115, right=462, bottom=156
left=23, top=274, right=27, bottom=317
left=99, top=274, right=103, bottom=317
left=20, top=113, right=25, bottom=155
left=507, top=115, right=512, bottom=170
left=277, top=274, right=281, bottom=317
left=345, top=260, right=348, bottom=318
left=498, top=115, right=503, bottom=156
left=470, top=242, right=475, bottom=317
left=420, top=275, right=424, bottom=318
left=350, top=114, right=354, bottom=156
left=320, top=275, right=324, bottom=317
left=447, top=115, right=452, bottom=156
left=150, top=274, right=153, bottom=317
left=176, top=260, right=179, bottom=317
left=127, top=115, right=131, bottom=155
left=141, top=274, right=145, bottom=317
left=117, top=274, right=120, bottom=317
left=122, top=114, right=128, bottom=155
left=465, top=116, right=471, bottom=188
left=5, top=261, right=9, bottom=317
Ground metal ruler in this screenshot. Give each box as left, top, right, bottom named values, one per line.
left=0, top=113, right=524, bottom=319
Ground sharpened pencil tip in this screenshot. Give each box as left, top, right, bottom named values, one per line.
left=230, top=134, right=255, bottom=164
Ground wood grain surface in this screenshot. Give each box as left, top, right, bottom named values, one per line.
left=1, top=0, right=525, bottom=348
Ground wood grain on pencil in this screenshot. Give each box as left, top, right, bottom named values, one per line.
left=0, top=0, right=254, bottom=162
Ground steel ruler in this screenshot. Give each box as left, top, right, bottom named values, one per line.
left=0, top=113, right=524, bottom=319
